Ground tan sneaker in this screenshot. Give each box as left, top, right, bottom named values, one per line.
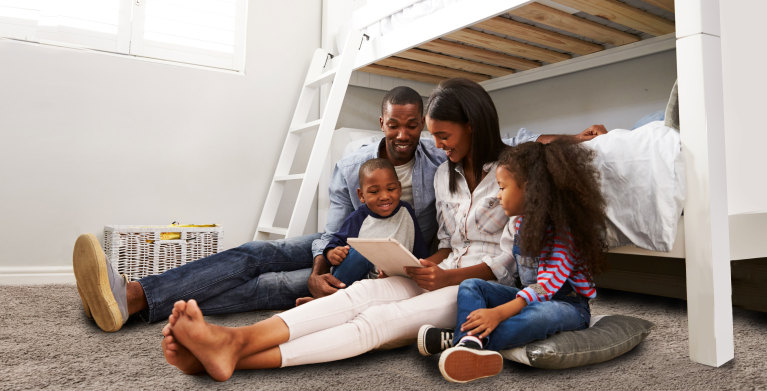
left=73, top=234, right=128, bottom=332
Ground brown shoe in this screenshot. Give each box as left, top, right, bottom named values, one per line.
left=438, top=340, right=503, bottom=383
left=73, top=234, right=128, bottom=332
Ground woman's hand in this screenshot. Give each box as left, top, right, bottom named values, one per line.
left=326, top=246, right=349, bottom=266
left=460, top=308, right=506, bottom=339
left=405, top=259, right=450, bottom=291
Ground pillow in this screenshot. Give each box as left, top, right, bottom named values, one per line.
left=500, top=315, right=654, bottom=369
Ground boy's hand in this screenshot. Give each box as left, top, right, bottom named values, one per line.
left=405, top=259, right=449, bottom=291
left=327, top=246, right=350, bottom=266
left=461, top=308, right=506, bottom=339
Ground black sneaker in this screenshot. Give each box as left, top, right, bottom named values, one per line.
left=438, top=340, right=503, bottom=383
left=417, top=324, right=454, bottom=356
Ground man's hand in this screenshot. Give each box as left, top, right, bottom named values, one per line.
left=326, top=246, right=349, bottom=266
left=460, top=307, right=506, bottom=339
left=405, top=259, right=450, bottom=291
left=574, top=124, right=607, bottom=142
left=307, top=254, right=346, bottom=298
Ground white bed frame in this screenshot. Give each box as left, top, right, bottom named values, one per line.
left=319, top=0, right=767, bottom=367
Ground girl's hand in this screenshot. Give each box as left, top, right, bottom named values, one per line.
left=326, top=246, right=349, bottom=266
left=460, top=308, right=506, bottom=339
left=377, top=270, right=388, bottom=279
left=405, top=259, right=449, bottom=291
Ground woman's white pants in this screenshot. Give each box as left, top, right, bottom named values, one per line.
left=276, top=276, right=458, bottom=367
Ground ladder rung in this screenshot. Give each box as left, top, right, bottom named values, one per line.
left=290, top=119, right=321, bottom=134
left=257, top=225, right=288, bottom=236
left=274, top=174, right=305, bottom=182
left=306, top=69, right=336, bottom=87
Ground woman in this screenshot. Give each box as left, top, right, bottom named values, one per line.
left=162, top=78, right=523, bottom=381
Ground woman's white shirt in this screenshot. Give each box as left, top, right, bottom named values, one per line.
left=433, top=161, right=516, bottom=285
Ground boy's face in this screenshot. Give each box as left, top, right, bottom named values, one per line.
left=496, top=166, right=524, bottom=217
left=357, top=168, right=402, bottom=217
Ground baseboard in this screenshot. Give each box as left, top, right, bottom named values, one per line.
left=0, top=266, right=75, bottom=285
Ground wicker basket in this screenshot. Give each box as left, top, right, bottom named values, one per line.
left=104, top=224, right=223, bottom=281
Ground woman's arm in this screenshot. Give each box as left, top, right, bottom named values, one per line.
left=406, top=257, right=495, bottom=291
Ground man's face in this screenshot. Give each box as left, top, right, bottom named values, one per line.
left=380, top=103, right=424, bottom=166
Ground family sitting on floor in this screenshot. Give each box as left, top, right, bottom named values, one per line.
left=73, top=78, right=609, bottom=383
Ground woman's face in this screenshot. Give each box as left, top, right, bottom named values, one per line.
left=426, top=117, right=472, bottom=163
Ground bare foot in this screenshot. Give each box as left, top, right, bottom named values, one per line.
left=295, top=296, right=315, bottom=306
left=170, top=299, right=241, bottom=382
left=162, top=323, right=204, bottom=375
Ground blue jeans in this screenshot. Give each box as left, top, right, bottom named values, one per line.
left=454, top=279, right=591, bottom=351
left=331, top=248, right=374, bottom=286
left=137, top=233, right=321, bottom=323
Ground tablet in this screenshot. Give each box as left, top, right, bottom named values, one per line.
left=346, top=237, right=423, bottom=277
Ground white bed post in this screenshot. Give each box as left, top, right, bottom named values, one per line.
left=675, top=0, right=734, bottom=366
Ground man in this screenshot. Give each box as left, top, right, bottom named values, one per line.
left=73, top=85, right=605, bottom=332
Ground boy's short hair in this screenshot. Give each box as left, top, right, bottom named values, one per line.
left=358, top=158, right=398, bottom=187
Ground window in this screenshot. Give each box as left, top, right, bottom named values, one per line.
left=0, top=0, right=247, bottom=71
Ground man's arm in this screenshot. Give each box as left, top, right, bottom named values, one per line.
left=536, top=124, right=607, bottom=144
left=307, top=254, right=345, bottom=298
left=308, top=156, right=362, bottom=297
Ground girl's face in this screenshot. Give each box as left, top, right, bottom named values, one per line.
left=496, top=166, right=524, bottom=217
left=426, top=117, right=472, bottom=163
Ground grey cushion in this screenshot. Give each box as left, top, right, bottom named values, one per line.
left=500, top=315, right=654, bottom=369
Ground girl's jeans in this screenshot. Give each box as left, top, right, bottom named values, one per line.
left=454, top=278, right=591, bottom=351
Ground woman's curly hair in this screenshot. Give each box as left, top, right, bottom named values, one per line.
left=499, top=141, right=608, bottom=277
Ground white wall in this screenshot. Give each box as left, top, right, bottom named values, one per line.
left=720, top=1, right=767, bottom=215
left=0, top=2, right=321, bottom=275
left=340, top=50, right=677, bottom=141
left=491, top=50, right=677, bottom=137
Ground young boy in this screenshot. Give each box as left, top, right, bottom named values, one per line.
left=296, top=158, right=429, bottom=305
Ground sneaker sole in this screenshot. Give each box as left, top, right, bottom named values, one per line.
left=417, top=324, right=435, bottom=356
left=73, top=234, right=123, bottom=332
left=438, top=346, right=503, bottom=383
left=76, top=283, right=92, bottom=319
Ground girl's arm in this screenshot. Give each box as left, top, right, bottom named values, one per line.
left=461, top=297, right=528, bottom=339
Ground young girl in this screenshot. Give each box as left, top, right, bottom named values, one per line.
left=432, top=141, right=608, bottom=383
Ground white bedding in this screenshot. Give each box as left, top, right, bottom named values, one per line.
left=584, top=121, right=685, bottom=252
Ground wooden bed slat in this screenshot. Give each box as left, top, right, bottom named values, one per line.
left=447, top=28, right=571, bottom=64
left=641, top=0, right=675, bottom=14
left=510, top=2, right=639, bottom=46
left=378, top=57, right=491, bottom=82
left=552, top=0, right=675, bottom=36
left=420, top=39, right=541, bottom=71
left=475, top=16, right=603, bottom=55
left=359, top=64, right=446, bottom=85
left=397, top=49, right=514, bottom=78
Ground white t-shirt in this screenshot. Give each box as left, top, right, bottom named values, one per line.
left=394, top=158, right=415, bottom=208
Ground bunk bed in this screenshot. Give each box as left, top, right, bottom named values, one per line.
left=321, top=0, right=767, bottom=367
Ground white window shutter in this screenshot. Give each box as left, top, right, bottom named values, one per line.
left=35, top=0, right=131, bottom=52
left=131, top=0, right=247, bottom=71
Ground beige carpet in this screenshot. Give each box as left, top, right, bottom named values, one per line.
left=1, top=284, right=766, bottom=390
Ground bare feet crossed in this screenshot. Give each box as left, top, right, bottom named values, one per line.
left=161, top=322, right=204, bottom=375
left=168, top=299, right=241, bottom=382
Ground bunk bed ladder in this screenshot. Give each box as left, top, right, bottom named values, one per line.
left=254, top=31, right=366, bottom=240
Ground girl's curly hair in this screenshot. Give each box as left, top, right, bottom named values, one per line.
left=499, top=141, right=608, bottom=277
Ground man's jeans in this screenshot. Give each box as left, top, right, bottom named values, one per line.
left=138, top=233, right=321, bottom=323
left=453, top=279, right=590, bottom=351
